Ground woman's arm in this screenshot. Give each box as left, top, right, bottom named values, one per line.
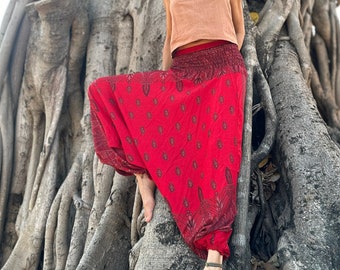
left=230, top=0, right=245, bottom=50
left=162, top=0, right=172, bottom=70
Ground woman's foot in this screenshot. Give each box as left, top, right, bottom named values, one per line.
left=135, top=173, right=156, bottom=222
left=204, top=250, right=223, bottom=270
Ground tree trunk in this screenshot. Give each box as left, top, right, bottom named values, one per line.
left=133, top=191, right=204, bottom=270
left=269, top=40, right=340, bottom=270
left=0, top=0, right=339, bottom=269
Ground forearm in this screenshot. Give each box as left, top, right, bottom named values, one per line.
left=236, top=31, right=245, bottom=50
left=162, top=39, right=172, bottom=70
left=230, top=0, right=245, bottom=50
left=163, top=0, right=172, bottom=70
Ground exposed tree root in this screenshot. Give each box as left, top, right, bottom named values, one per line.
left=310, top=0, right=340, bottom=128
left=256, top=0, right=294, bottom=74
left=287, top=0, right=312, bottom=81
left=43, top=154, right=82, bottom=270
left=131, top=184, right=143, bottom=247
left=0, top=0, right=34, bottom=92
left=2, top=134, right=60, bottom=270
left=228, top=3, right=277, bottom=269
left=269, top=40, right=340, bottom=270
left=76, top=173, right=134, bottom=270
left=0, top=80, right=14, bottom=245
left=0, top=0, right=339, bottom=269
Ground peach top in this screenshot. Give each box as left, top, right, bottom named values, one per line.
left=169, top=0, right=238, bottom=53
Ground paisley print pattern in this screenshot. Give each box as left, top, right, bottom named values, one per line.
left=89, top=41, right=246, bottom=259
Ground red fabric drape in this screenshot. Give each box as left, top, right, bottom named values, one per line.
left=89, top=41, right=246, bottom=259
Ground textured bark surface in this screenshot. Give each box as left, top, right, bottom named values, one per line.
left=0, top=0, right=339, bottom=269
left=269, top=41, right=340, bottom=270
left=133, top=191, right=204, bottom=270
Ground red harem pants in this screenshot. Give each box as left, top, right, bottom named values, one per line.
left=88, top=41, right=247, bottom=259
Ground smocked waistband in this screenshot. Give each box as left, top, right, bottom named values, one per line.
left=172, top=40, right=230, bottom=58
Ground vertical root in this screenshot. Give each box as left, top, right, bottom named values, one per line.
left=29, top=65, right=67, bottom=210
left=131, top=183, right=142, bottom=247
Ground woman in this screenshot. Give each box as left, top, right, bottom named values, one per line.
left=88, top=0, right=246, bottom=269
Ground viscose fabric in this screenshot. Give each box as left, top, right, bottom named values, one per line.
left=89, top=41, right=246, bottom=259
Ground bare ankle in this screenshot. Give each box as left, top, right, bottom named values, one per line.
left=205, top=250, right=223, bottom=269
left=135, top=173, right=156, bottom=222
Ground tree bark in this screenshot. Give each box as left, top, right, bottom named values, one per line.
left=0, top=0, right=339, bottom=269
left=133, top=191, right=204, bottom=270
left=269, top=40, right=340, bottom=269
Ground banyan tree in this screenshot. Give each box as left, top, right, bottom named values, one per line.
left=0, top=0, right=339, bottom=269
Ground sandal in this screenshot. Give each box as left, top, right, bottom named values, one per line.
left=205, top=262, right=223, bottom=268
